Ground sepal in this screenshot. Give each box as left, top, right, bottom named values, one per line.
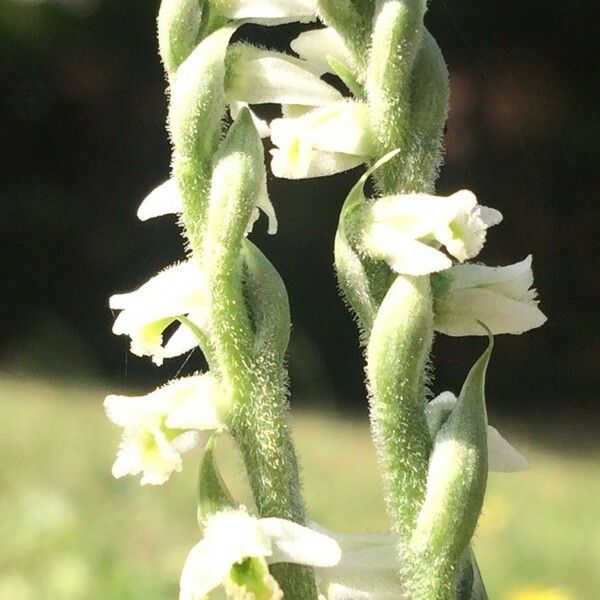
left=410, top=336, right=492, bottom=571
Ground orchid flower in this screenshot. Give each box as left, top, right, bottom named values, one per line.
left=364, top=190, right=503, bottom=276
left=179, top=509, right=341, bottom=600
left=105, top=374, right=224, bottom=485
left=110, top=260, right=209, bottom=366
left=434, top=256, right=547, bottom=336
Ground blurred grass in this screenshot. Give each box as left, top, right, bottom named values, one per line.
left=0, top=376, right=598, bottom=599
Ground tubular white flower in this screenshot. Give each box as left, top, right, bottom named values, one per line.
left=270, top=102, right=372, bottom=179
left=426, top=392, right=529, bottom=472
left=105, top=374, right=224, bottom=486
left=179, top=509, right=341, bottom=600
left=434, top=256, right=547, bottom=336
left=211, top=0, right=317, bottom=24
left=227, top=45, right=342, bottom=107
left=364, top=190, right=503, bottom=276
left=291, top=27, right=354, bottom=76
left=110, top=261, right=209, bottom=365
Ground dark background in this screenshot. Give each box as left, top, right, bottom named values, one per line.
left=1, top=0, right=598, bottom=424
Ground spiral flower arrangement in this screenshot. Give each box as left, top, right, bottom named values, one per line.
left=106, top=2, right=546, bottom=598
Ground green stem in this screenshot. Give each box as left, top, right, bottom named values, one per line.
left=366, top=275, right=433, bottom=544
left=197, top=113, right=317, bottom=599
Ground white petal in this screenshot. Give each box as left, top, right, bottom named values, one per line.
left=228, top=49, right=342, bottom=106
left=165, top=375, right=224, bottom=431
left=371, top=194, right=454, bottom=240
left=104, top=394, right=147, bottom=427
left=137, top=179, right=183, bottom=221
left=366, top=227, right=452, bottom=276
left=170, top=430, right=203, bottom=454
left=259, top=518, right=341, bottom=567
left=449, top=256, right=535, bottom=300
left=163, top=324, right=198, bottom=359
left=435, top=287, right=547, bottom=336
left=487, top=426, right=529, bottom=472
left=180, top=539, right=229, bottom=600
left=271, top=147, right=366, bottom=179
left=270, top=102, right=371, bottom=156
left=479, top=205, right=503, bottom=227
left=291, top=27, right=353, bottom=76
left=212, top=0, right=317, bottom=24
left=256, top=192, right=278, bottom=234
left=110, top=261, right=208, bottom=362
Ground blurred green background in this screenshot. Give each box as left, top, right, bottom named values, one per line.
left=0, top=0, right=598, bottom=598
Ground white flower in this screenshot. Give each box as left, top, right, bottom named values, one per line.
left=211, top=0, right=317, bottom=25
left=365, top=190, right=503, bottom=276
left=110, top=260, right=209, bottom=365
left=179, top=509, right=341, bottom=600
left=105, top=374, right=224, bottom=485
left=270, top=101, right=372, bottom=179
left=291, top=27, right=354, bottom=77
left=314, top=528, right=402, bottom=599
left=434, top=256, right=547, bottom=336
left=426, top=392, right=529, bottom=472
